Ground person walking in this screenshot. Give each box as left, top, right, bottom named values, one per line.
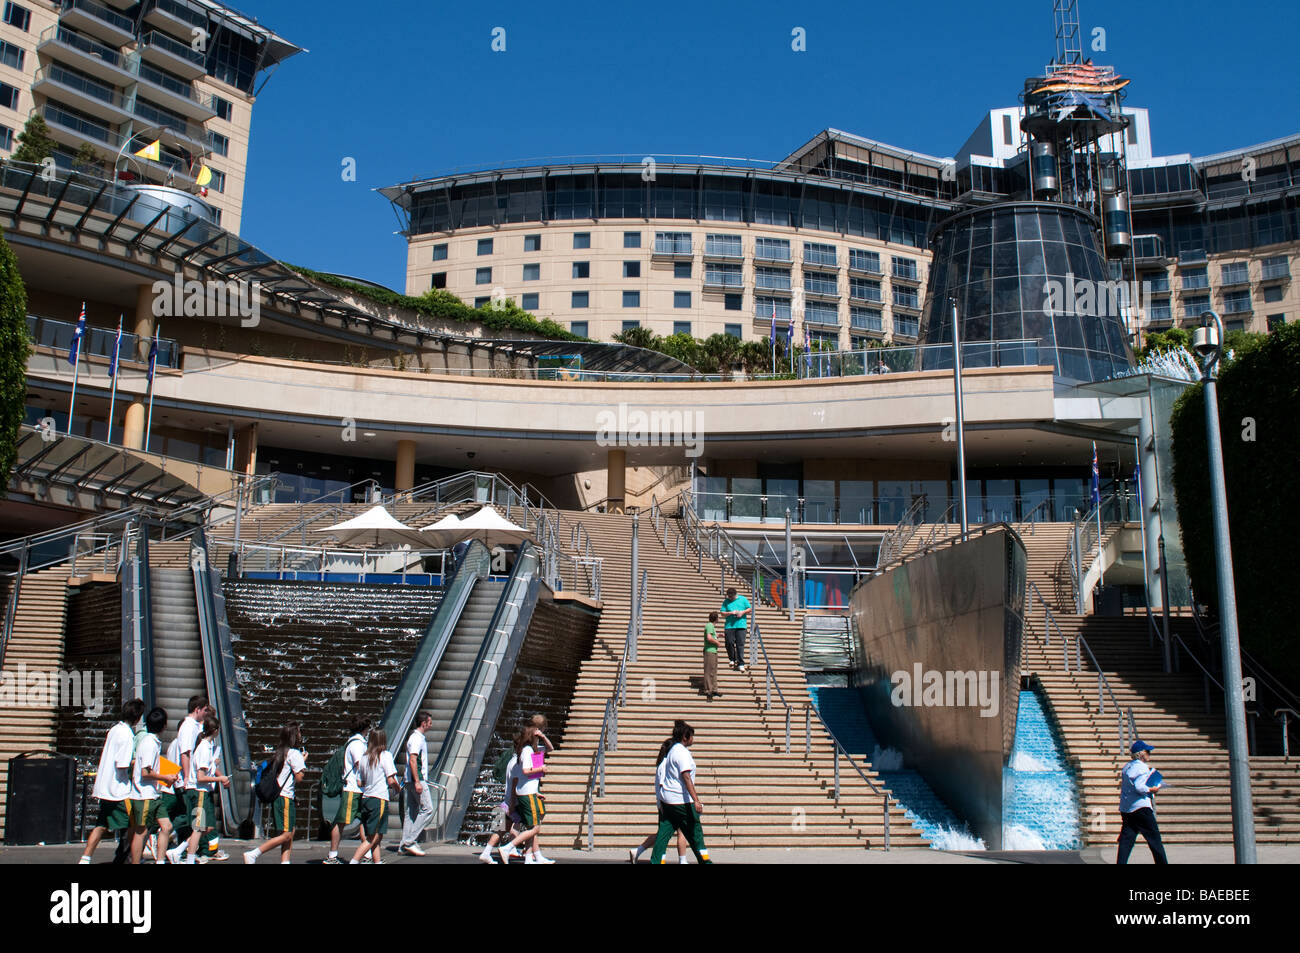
left=702, top=611, right=722, bottom=699
left=629, top=734, right=694, bottom=864
left=179, top=714, right=230, bottom=864
left=499, top=718, right=554, bottom=864
left=720, top=587, right=751, bottom=671
left=78, top=698, right=145, bottom=864
left=351, top=728, right=398, bottom=865
left=650, top=720, right=712, bottom=864
left=128, top=706, right=176, bottom=864
left=399, top=711, right=434, bottom=856
left=243, top=722, right=307, bottom=864
left=164, top=696, right=210, bottom=864
left=1116, top=739, right=1168, bottom=864
left=325, top=715, right=371, bottom=864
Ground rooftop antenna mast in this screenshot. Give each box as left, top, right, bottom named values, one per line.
left=1053, top=0, right=1083, bottom=66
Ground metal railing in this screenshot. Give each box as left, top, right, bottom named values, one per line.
left=1024, top=581, right=1136, bottom=755
left=875, top=494, right=928, bottom=566
left=658, top=491, right=785, bottom=606
left=1066, top=491, right=1120, bottom=613
left=747, top=623, right=892, bottom=849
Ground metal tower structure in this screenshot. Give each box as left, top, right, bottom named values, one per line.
left=1053, top=0, right=1083, bottom=66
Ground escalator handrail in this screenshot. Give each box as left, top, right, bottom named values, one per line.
left=381, top=540, right=492, bottom=761
left=429, top=541, right=541, bottom=837
left=136, top=528, right=155, bottom=711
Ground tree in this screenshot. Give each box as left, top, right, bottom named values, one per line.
left=611, top=325, right=658, bottom=351
left=0, top=227, right=30, bottom=499
left=10, top=115, right=57, bottom=165
left=1137, top=326, right=1191, bottom=361
left=72, top=142, right=105, bottom=176
left=700, top=333, right=741, bottom=376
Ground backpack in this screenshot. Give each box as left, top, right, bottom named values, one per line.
left=492, top=748, right=514, bottom=784
left=254, top=755, right=287, bottom=804
left=320, top=739, right=354, bottom=798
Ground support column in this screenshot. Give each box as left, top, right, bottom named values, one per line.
left=607, top=448, right=626, bottom=514
left=1138, top=396, right=1164, bottom=610
left=231, top=423, right=258, bottom=475
left=134, top=284, right=156, bottom=362
left=122, top=401, right=145, bottom=450
left=395, top=439, right=416, bottom=492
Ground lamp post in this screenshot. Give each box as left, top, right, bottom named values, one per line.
left=1195, top=309, right=1256, bottom=864
left=950, top=298, right=969, bottom=538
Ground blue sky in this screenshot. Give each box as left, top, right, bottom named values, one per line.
left=239, top=0, right=1300, bottom=290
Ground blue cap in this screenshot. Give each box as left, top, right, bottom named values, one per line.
left=1130, top=740, right=1154, bottom=754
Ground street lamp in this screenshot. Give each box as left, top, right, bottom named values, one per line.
left=1194, top=309, right=1256, bottom=864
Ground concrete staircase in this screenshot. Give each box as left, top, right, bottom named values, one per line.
left=1017, top=532, right=1300, bottom=846
left=0, top=568, right=72, bottom=838
left=539, top=511, right=928, bottom=850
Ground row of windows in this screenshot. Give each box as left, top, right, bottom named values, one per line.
left=461, top=260, right=919, bottom=290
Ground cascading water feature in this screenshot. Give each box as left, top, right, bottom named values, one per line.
left=1001, top=689, right=1082, bottom=850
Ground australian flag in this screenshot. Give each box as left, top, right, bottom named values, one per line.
left=107, top=321, right=122, bottom=378
left=147, top=333, right=159, bottom=384
left=66, top=305, right=86, bottom=366
left=1090, top=442, right=1100, bottom=505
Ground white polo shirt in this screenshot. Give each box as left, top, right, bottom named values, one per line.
left=92, top=721, right=136, bottom=802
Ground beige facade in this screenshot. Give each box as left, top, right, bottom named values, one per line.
left=1135, top=244, right=1296, bottom=336
left=0, top=0, right=298, bottom=235
left=406, top=221, right=930, bottom=348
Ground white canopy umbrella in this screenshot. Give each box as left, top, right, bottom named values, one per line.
left=418, top=511, right=467, bottom=548
left=315, top=505, right=431, bottom=549
left=422, top=505, right=532, bottom=548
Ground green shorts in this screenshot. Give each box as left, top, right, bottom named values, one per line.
left=127, top=798, right=155, bottom=828
left=334, top=790, right=361, bottom=828
left=184, top=789, right=212, bottom=830
left=268, top=795, right=296, bottom=835
left=155, top=791, right=190, bottom=832
left=95, top=799, right=131, bottom=832
left=359, top=797, right=388, bottom=838
left=517, top=793, right=546, bottom=828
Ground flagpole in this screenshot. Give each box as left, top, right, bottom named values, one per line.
left=66, top=301, right=85, bottom=436
left=144, top=325, right=159, bottom=453
left=106, top=315, right=122, bottom=444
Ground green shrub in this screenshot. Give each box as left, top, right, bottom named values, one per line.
left=0, top=227, right=30, bottom=498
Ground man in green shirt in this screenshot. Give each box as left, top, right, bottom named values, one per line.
left=702, top=612, right=722, bottom=699
left=720, top=587, right=751, bottom=672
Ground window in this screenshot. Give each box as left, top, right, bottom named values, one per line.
left=674, top=292, right=691, bottom=309
left=1127, top=122, right=1137, bottom=145
left=207, top=131, right=229, bottom=157
left=804, top=271, right=838, bottom=296
left=623, top=261, right=640, bottom=278
left=622, top=320, right=640, bottom=332
left=430, top=272, right=447, bottom=289
left=1220, top=262, right=1249, bottom=285
left=755, top=296, right=791, bottom=320
left=891, top=256, right=918, bottom=281
left=724, top=323, right=742, bottom=338
left=849, top=249, right=881, bottom=274
left=1002, top=114, right=1013, bottom=146
left=849, top=277, right=881, bottom=302
left=755, top=266, right=790, bottom=292
left=432, top=243, right=448, bottom=261
left=623, top=291, right=640, bottom=308
left=705, top=234, right=742, bottom=258
left=673, top=321, right=691, bottom=336
left=571, top=291, right=589, bottom=308
left=1263, top=285, right=1284, bottom=304
left=572, top=261, right=589, bottom=279
left=1261, top=255, right=1289, bottom=280
left=1267, top=314, right=1285, bottom=331
left=623, top=231, right=641, bottom=248
left=1222, top=289, right=1252, bottom=314
left=673, top=261, right=692, bottom=279
left=475, top=267, right=492, bottom=285
left=724, top=294, right=742, bottom=311
left=3, top=3, right=30, bottom=32
left=704, top=263, right=742, bottom=288
left=0, top=39, right=24, bottom=70
left=474, top=296, right=491, bottom=308
left=654, top=231, right=691, bottom=255
left=573, top=232, right=591, bottom=249
left=755, top=237, right=791, bottom=262
left=1183, top=293, right=1210, bottom=320
left=521, top=293, right=539, bottom=310
left=477, top=238, right=493, bottom=256
left=0, top=123, right=10, bottom=150
left=850, top=307, right=883, bottom=332
left=523, top=234, right=541, bottom=252
left=803, top=242, right=837, bottom=267
left=1181, top=267, right=1208, bottom=290
left=522, top=263, right=540, bottom=281
left=894, top=317, right=919, bottom=338
left=0, top=82, right=18, bottom=110
left=206, top=168, right=226, bottom=193
left=1148, top=299, right=1171, bottom=322
left=893, top=287, right=920, bottom=309
left=570, top=321, right=588, bottom=336
left=212, top=96, right=233, bottom=121
left=805, top=302, right=839, bottom=326
left=1141, top=272, right=1169, bottom=294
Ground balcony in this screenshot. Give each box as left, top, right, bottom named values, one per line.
left=1180, top=273, right=1210, bottom=291
left=1219, top=265, right=1250, bottom=288
left=850, top=312, right=884, bottom=333
left=38, top=25, right=131, bottom=85
left=803, top=273, right=839, bottom=299
left=145, top=0, right=209, bottom=37
left=139, top=29, right=207, bottom=79
left=754, top=272, right=791, bottom=294
left=891, top=263, right=921, bottom=284
left=847, top=253, right=882, bottom=275
left=32, top=65, right=131, bottom=124
left=754, top=301, right=792, bottom=322
left=702, top=270, right=743, bottom=290
left=40, top=105, right=196, bottom=186
left=58, top=0, right=135, bottom=48
left=1221, top=296, right=1253, bottom=315
left=848, top=282, right=882, bottom=304
left=132, top=97, right=209, bottom=152
left=703, top=237, right=743, bottom=260
left=127, top=58, right=215, bottom=120
left=1132, top=234, right=1169, bottom=265
left=893, top=318, right=920, bottom=338
left=754, top=244, right=792, bottom=264
left=652, top=235, right=693, bottom=258
left=892, top=291, right=921, bottom=312
left=803, top=247, right=837, bottom=268
left=1261, top=258, right=1290, bottom=282
left=804, top=313, right=840, bottom=329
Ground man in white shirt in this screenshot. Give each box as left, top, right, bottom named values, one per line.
left=164, top=695, right=210, bottom=864
left=78, top=699, right=146, bottom=864
left=399, top=711, right=435, bottom=856
left=326, top=716, right=372, bottom=864
left=128, top=707, right=178, bottom=864
left=180, top=716, right=230, bottom=864
left=651, top=720, right=712, bottom=864
left=1116, top=739, right=1167, bottom=864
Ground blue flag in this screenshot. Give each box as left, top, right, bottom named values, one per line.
left=108, top=321, right=122, bottom=378
left=147, top=333, right=159, bottom=384
left=1090, top=442, right=1100, bottom=505
left=66, top=305, right=86, bottom=366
